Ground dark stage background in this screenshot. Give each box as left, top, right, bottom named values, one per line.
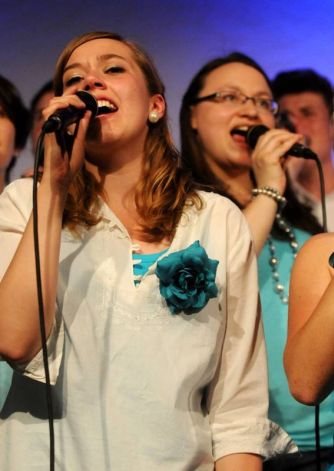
left=1, top=0, right=333, bottom=177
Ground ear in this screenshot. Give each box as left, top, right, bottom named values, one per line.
left=149, top=94, right=165, bottom=119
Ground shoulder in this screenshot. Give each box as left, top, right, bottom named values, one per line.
left=292, top=233, right=334, bottom=283
left=296, top=233, right=334, bottom=263
left=191, top=191, right=254, bottom=261
left=196, top=190, right=243, bottom=217
left=196, top=190, right=250, bottom=235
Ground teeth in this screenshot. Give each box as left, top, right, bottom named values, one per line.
left=231, top=127, right=248, bottom=137
left=97, top=100, right=117, bottom=111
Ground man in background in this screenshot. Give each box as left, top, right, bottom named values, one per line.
left=272, top=69, right=334, bottom=230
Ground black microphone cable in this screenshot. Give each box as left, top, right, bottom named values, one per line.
left=32, top=131, right=55, bottom=471
left=31, top=92, right=97, bottom=471
left=313, top=154, right=326, bottom=471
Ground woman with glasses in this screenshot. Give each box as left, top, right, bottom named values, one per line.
left=180, top=53, right=333, bottom=470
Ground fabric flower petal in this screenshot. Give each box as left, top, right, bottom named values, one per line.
left=156, top=241, right=219, bottom=315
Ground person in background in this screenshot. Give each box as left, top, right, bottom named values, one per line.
left=0, top=75, right=30, bottom=192
left=180, top=52, right=332, bottom=470
left=0, top=74, right=30, bottom=410
left=0, top=31, right=291, bottom=470
left=272, top=69, right=334, bottom=230
left=19, top=80, right=54, bottom=178
left=30, top=79, right=54, bottom=154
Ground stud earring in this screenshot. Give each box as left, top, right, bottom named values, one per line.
left=148, top=110, right=160, bottom=123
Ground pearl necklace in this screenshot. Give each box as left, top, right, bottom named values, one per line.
left=268, top=213, right=299, bottom=304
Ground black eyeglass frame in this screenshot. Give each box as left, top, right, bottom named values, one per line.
left=190, top=90, right=279, bottom=115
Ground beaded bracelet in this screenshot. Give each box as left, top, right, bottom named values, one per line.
left=252, top=186, right=287, bottom=213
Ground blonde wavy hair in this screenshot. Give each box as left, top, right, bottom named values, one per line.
left=53, top=31, right=201, bottom=241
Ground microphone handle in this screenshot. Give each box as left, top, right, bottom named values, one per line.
left=42, top=91, right=98, bottom=134
left=246, top=125, right=317, bottom=160
left=42, top=107, right=86, bottom=133
left=286, top=143, right=317, bottom=160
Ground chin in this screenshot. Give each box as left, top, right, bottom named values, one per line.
left=233, top=149, right=251, bottom=167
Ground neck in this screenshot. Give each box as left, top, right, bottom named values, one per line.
left=207, top=158, right=253, bottom=206
left=86, top=149, right=146, bottom=241
left=86, top=151, right=143, bottom=200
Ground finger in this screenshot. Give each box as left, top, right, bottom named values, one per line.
left=259, top=129, right=303, bottom=148
left=256, top=132, right=303, bottom=160
left=42, top=95, right=86, bottom=121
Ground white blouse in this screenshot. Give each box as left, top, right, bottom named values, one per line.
left=0, top=179, right=295, bottom=470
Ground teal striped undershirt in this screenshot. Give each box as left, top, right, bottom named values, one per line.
left=132, top=249, right=168, bottom=285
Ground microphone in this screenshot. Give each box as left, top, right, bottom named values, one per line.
left=42, top=90, right=98, bottom=134
left=246, top=124, right=317, bottom=160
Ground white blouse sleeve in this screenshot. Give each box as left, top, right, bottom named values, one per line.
left=207, top=202, right=297, bottom=460
left=0, top=179, right=63, bottom=384
left=0, top=179, right=33, bottom=279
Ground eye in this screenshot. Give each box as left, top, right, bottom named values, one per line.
left=105, top=66, right=125, bottom=74
left=64, top=75, right=83, bottom=87
left=217, top=92, right=239, bottom=103
left=257, top=98, right=272, bottom=111
left=302, top=109, right=314, bottom=117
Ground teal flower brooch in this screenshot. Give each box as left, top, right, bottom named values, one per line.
left=155, top=240, right=219, bottom=315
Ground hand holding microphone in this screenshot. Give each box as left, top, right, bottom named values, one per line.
left=243, top=124, right=307, bottom=194
left=40, top=91, right=98, bottom=193
left=42, top=91, right=98, bottom=133
left=246, top=125, right=317, bottom=160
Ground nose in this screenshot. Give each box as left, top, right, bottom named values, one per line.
left=289, top=116, right=306, bottom=135
left=240, top=98, right=259, bottom=117
left=83, top=73, right=106, bottom=91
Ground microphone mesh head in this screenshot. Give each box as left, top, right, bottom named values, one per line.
left=76, top=91, right=98, bottom=117
left=247, top=125, right=269, bottom=149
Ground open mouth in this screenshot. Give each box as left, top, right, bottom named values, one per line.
left=96, top=99, right=118, bottom=116
left=230, top=126, right=248, bottom=138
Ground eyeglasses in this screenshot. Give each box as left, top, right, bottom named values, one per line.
left=191, top=89, right=278, bottom=115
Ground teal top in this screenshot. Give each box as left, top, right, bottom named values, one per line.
left=259, top=227, right=334, bottom=450
left=0, top=363, right=12, bottom=410
left=132, top=249, right=168, bottom=285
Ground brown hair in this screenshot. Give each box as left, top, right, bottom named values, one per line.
left=180, top=53, right=272, bottom=200
left=0, top=75, right=31, bottom=184
left=53, top=31, right=201, bottom=240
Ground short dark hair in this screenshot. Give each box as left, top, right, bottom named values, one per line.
left=0, top=74, right=30, bottom=149
left=30, top=79, right=54, bottom=115
left=272, top=69, right=334, bottom=115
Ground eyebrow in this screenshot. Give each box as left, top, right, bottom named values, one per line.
left=63, top=54, right=128, bottom=74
